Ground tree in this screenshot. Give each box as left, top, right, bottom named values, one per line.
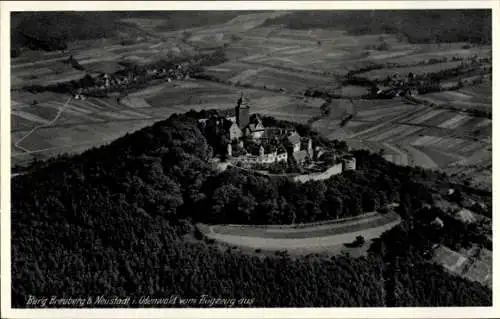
left=355, top=235, right=365, bottom=246
left=320, top=101, right=332, bottom=116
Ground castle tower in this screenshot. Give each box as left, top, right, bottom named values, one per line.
left=235, top=92, right=250, bottom=129
left=343, top=156, right=356, bottom=171
left=307, top=138, right=313, bottom=157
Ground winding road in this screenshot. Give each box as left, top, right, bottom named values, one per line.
left=198, top=209, right=401, bottom=252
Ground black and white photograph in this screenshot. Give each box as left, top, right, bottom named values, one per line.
left=1, top=1, right=497, bottom=317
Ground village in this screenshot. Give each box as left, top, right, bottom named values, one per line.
left=24, top=48, right=227, bottom=100
left=198, top=93, right=356, bottom=178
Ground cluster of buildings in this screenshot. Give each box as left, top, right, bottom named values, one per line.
left=370, top=72, right=421, bottom=99
left=199, top=93, right=357, bottom=173
left=73, top=62, right=193, bottom=99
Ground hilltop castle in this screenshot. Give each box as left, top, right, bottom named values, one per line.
left=198, top=93, right=355, bottom=173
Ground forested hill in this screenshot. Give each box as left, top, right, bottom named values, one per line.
left=11, top=111, right=491, bottom=307
left=263, top=10, right=492, bottom=44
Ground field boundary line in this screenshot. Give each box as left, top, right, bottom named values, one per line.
left=13, top=96, right=73, bottom=153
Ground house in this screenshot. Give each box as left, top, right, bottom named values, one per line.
left=227, top=122, right=242, bottom=140
left=260, top=152, right=278, bottom=164
left=244, top=114, right=265, bottom=139
left=276, top=148, right=288, bottom=163
left=455, top=208, right=476, bottom=224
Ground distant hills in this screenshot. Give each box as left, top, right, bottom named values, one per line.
left=262, top=10, right=492, bottom=44
left=10, top=11, right=243, bottom=55
left=11, top=10, right=491, bottom=57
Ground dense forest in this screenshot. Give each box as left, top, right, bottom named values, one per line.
left=11, top=111, right=491, bottom=307
left=263, top=10, right=492, bottom=44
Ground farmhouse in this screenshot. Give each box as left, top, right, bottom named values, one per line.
left=455, top=208, right=476, bottom=224
left=370, top=72, right=421, bottom=99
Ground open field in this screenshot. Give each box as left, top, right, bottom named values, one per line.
left=309, top=96, right=491, bottom=179
left=417, top=81, right=492, bottom=111
left=433, top=245, right=492, bottom=288
left=204, top=60, right=337, bottom=93
left=445, top=149, right=492, bottom=191
left=196, top=211, right=401, bottom=252
left=12, top=77, right=491, bottom=186
left=235, top=67, right=334, bottom=93
left=11, top=38, right=197, bottom=89
left=11, top=90, right=159, bottom=166
left=377, top=46, right=491, bottom=65
left=223, top=26, right=491, bottom=77
left=12, top=10, right=491, bottom=87
left=358, top=61, right=464, bottom=81
left=11, top=79, right=326, bottom=166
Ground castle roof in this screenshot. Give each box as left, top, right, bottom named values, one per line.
left=247, top=122, right=264, bottom=132
left=293, top=150, right=309, bottom=162
left=287, top=132, right=301, bottom=145
left=218, top=108, right=236, bottom=117
left=249, top=113, right=262, bottom=124
left=222, top=118, right=237, bottom=131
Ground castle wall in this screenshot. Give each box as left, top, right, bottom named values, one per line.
left=343, top=157, right=356, bottom=171
left=293, top=163, right=343, bottom=183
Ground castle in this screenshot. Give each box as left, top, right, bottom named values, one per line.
left=199, top=93, right=355, bottom=173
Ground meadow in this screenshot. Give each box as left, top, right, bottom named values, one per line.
left=418, top=81, right=492, bottom=111
left=433, top=245, right=492, bottom=288
left=358, top=61, right=464, bottom=81
left=11, top=78, right=325, bottom=166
